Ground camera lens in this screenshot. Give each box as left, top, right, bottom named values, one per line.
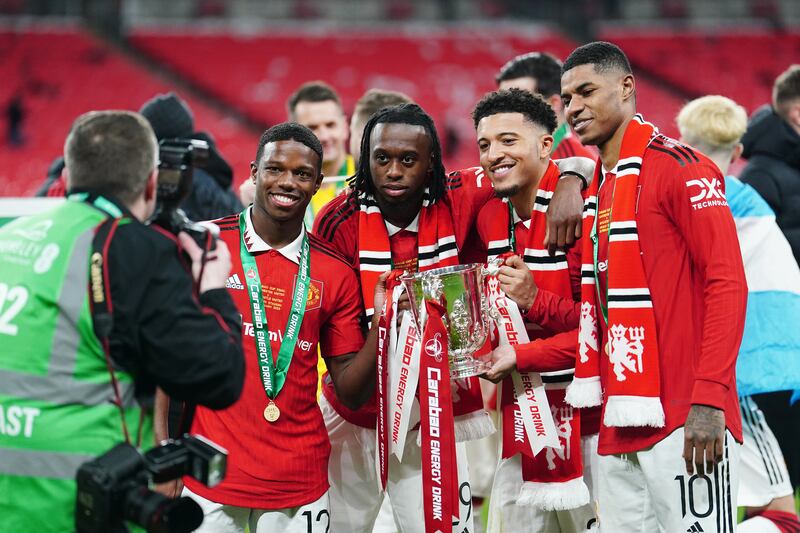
left=123, top=487, right=203, bottom=533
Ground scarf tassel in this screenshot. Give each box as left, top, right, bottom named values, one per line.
left=603, top=395, right=665, bottom=428
left=516, top=476, right=591, bottom=511
left=565, top=376, right=603, bottom=408
left=454, top=410, right=496, bottom=442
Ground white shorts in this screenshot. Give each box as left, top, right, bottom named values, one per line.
left=182, top=487, right=330, bottom=533
left=738, top=395, right=794, bottom=508
left=597, top=428, right=741, bottom=533
left=486, top=434, right=599, bottom=533
left=321, top=394, right=474, bottom=533
left=464, top=410, right=501, bottom=498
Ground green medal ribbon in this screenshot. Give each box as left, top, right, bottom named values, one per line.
left=507, top=200, right=517, bottom=252
left=591, top=174, right=616, bottom=325
left=551, top=122, right=569, bottom=153
left=238, top=210, right=310, bottom=411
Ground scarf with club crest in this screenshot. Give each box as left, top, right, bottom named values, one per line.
left=565, top=114, right=665, bottom=429
left=360, top=190, right=494, bottom=502
left=483, top=160, right=590, bottom=509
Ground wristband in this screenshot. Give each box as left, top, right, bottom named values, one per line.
left=559, top=170, right=589, bottom=191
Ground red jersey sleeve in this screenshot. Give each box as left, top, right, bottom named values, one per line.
left=524, top=240, right=582, bottom=332
left=660, top=153, right=747, bottom=409
left=311, top=192, right=359, bottom=267
left=319, top=263, right=365, bottom=357
left=448, top=166, right=495, bottom=218
left=525, top=290, right=579, bottom=331
left=516, top=239, right=582, bottom=372
left=515, top=329, right=577, bottom=373
left=447, top=167, right=495, bottom=263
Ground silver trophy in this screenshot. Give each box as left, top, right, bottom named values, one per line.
left=401, top=263, right=493, bottom=379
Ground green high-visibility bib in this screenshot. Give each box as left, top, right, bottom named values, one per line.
left=0, top=198, right=152, bottom=532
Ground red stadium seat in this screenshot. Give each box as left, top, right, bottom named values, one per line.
left=600, top=28, right=800, bottom=114
left=0, top=28, right=258, bottom=197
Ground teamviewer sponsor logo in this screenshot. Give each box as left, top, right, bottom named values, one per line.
left=226, top=274, right=245, bottom=290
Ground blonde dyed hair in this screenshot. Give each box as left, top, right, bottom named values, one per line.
left=677, top=95, right=747, bottom=154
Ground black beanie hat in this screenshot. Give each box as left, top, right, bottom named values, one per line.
left=139, top=92, right=194, bottom=140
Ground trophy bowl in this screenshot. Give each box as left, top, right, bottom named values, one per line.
left=400, top=263, right=491, bottom=379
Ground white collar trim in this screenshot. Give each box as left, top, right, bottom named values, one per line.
left=507, top=200, right=532, bottom=230
left=385, top=212, right=419, bottom=236
left=243, top=206, right=304, bottom=264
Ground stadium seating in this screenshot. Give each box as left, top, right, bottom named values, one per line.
left=129, top=28, right=686, bottom=170
left=0, top=28, right=258, bottom=197
left=600, top=28, right=800, bottom=113
left=4, top=26, right=789, bottom=197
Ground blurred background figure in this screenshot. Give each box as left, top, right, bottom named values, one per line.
left=36, top=92, right=243, bottom=222
left=678, top=94, right=800, bottom=533
left=739, top=65, right=800, bottom=264
left=5, top=93, right=25, bottom=147
left=737, top=65, right=800, bottom=498
left=288, top=81, right=353, bottom=179
left=495, top=51, right=594, bottom=160
left=349, top=88, right=413, bottom=166
left=138, top=92, right=242, bottom=221
left=287, top=81, right=354, bottom=226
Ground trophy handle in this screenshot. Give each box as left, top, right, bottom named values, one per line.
left=482, top=259, right=503, bottom=327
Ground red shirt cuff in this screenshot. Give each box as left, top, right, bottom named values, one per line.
left=690, top=379, right=729, bottom=410
left=524, top=289, right=548, bottom=324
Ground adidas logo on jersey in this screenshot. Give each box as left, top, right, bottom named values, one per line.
left=226, top=274, right=245, bottom=290
left=687, top=521, right=704, bottom=532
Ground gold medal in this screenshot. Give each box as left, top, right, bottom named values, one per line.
left=263, top=401, right=280, bottom=422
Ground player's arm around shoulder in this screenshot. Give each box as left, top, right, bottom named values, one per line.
left=311, top=190, right=358, bottom=266
left=545, top=156, right=595, bottom=252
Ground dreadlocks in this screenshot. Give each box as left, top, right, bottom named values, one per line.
left=351, top=103, right=447, bottom=203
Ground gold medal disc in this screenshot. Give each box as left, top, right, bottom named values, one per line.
left=264, top=401, right=280, bottom=422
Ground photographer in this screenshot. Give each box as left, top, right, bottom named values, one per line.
left=139, top=92, right=243, bottom=222
left=0, top=110, right=244, bottom=532
left=36, top=92, right=244, bottom=223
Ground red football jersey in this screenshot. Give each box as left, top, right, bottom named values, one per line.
left=185, top=210, right=364, bottom=509
left=475, top=193, right=600, bottom=436
left=594, top=136, right=746, bottom=455
left=313, top=172, right=495, bottom=427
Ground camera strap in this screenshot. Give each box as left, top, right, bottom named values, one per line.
left=79, top=195, right=144, bottom=446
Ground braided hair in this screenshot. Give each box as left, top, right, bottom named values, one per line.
left=351, top=103, right=447, bottom=204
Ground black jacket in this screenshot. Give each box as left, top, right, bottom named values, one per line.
left=182, top=132, right=243, bottom=222
left=87, top=192, right=245, bottom=409
left=740, top=106, right=800, bottom=264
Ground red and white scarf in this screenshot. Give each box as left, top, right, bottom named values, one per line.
left=358, top=190, right=458, bottom=319
left=565, top=115, right=665, bottom=428
left=484, top=160, right=590, bottom=510
left=362, top=191, right=493, bottom=526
